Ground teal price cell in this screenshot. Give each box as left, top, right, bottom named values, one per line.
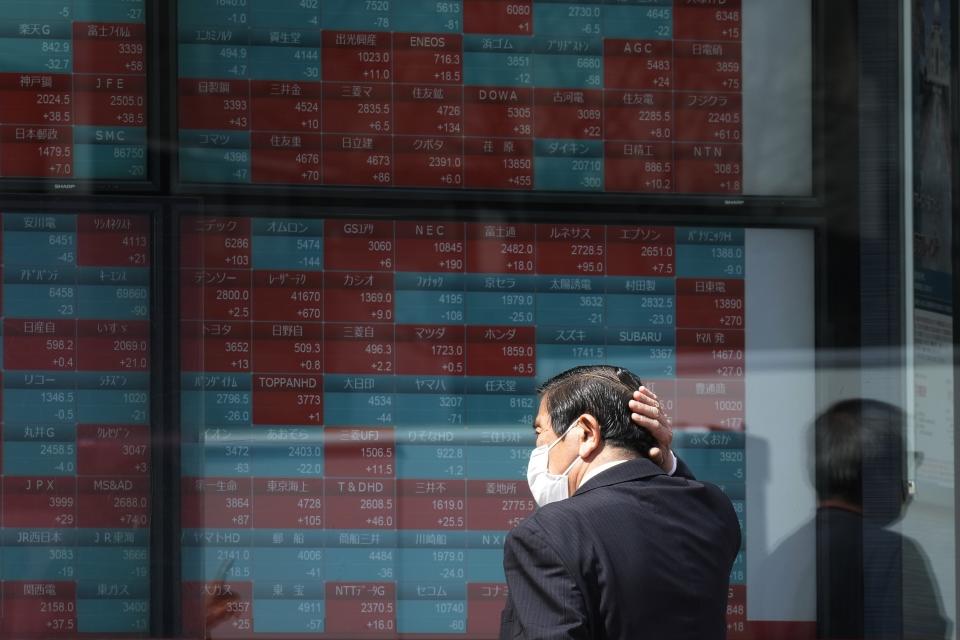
left=4, top=441, right=76, bottom=475
left=248, top=0, right=320, bottom=29
left=324, top=547, right=395, bottom=582
left=0, top=37, right=71, bottom=73
left=466, top=548, right=505, bottom=582
left=394, top=439, right=466, bottom=478
left=254, top=601, right=324, bottom=633
left=2, top=545, right=75, bottom=580
left=73, top=0, right=146, bottom=22
left=534, top=2, right=602, bottom=37
left=602, top=3, right=671, bottom=39
left=676, top=244, right=745, bottom=278
left=77, top=601, right=149, bottom=634
left=0, top=2, right=74, bottom=23
left=321, top=0, right=392, bottom=31
left=3, top=228, right=76, bottom=265
left=465, top=442, right=528, bottom=480
left=603, top=344, right=675, bottom=379
left=391, top=0, right=463, bottom=32
left=181, top=389, right=252, bottom=428
left=462, top=36, right=534, bottom=87
left=77, top=390, right=149, bottom=425
left=251, top=236, right=323, bottom=270
left=397, top=597, right=467, bottom=634
left=179, top=43, right=251, bottom=78
left=394, top=273, right=466, bottom=324
left=73, top=125, right=147, bottom=180
left=606, top=293, right=675, bottom=327
left=398, top=548, right=466, bottom=582
left=323, top=374, right=395, bottom=426
left=179, top=1, right=250, bottom=30
left=674, top=447, right=744, bottom=484
left=532, top=51, right=602, bottom=89
left=3, top=284, right=78, bottom=318
left=534, top=139, right=603, bottom=191
left=76, top=547, right=148, bottom=581
left=247, top=43, right=321, bottom=81
left=76, top=288, right=149, bottom=320
left=180, top=144, right=252, bottom=184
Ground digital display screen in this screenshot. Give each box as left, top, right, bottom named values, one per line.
left=0, top=1, right=148, bottom=182
left=177, top=0, right=812, bottom=196
left=0, top=212, right=152, bottom=636
left=179, top=215, right=816, bottom=638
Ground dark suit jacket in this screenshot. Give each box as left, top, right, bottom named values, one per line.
left=499, top=457, right=741, bottom=640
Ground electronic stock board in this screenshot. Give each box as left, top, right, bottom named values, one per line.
left=0, top=1, right=148, bottom=183
left=0, top=211, right=152, bottom=636
left=180, top=216, right=816, bottom=639
left=178, top=0, right=813, bottom=197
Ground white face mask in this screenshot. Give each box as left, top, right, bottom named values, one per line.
left=527, top=422, right=583, bottom=507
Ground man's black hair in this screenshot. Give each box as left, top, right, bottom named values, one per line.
left=815, top=398, right=907, bottom=522
left=537, top=364, right=657, bottom=457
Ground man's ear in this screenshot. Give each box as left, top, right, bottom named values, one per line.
left=577, top=414, right=602, bottom=459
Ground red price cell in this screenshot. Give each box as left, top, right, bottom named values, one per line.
left=180, top=477, right=252, bottom=529
left=325, top=582, right=397, bottom=635
left=464, top=86, right=533, bottom=137
left=251, top=132, right=323, bottom=184
left=466, top=326, right=536, bottom=376
left=394, top=33, right=463, bottom=84
left=603, top=39, right=673, bottom=90
left=77, top=319, right=149, bottom=371
left=323, top=478, right=396, bottom=529
left=324, top=271, right=394, bottom=323
left=252, top=478, right=324, bottom=528
left=675, top=379, right=745, bottom=431
left=466, top=222, right=535, bottom=274
left=464, top=137, right=534, bottom=190
left=676, top=328, right=745, bottom=377
left=179, top=79, right=250, bottom=130
left=3, top=477, right=76, bottom=527
left=606, top=226, right=675, bottom=276
left=604, top=90, right=674, bottom=142
left=467, top=479, right=535, bottom=529
left=180, top=269, right=252, bottom=322
left=0, top=73, right=72, bottom=124
left=537, top=224, right=605, bottom=275
left=325, top=428, right=396, bottom=478
left=180, top=321, right=251, bottom=373
left=3, top=319, right=75, bottom=371
left=252, top=271, right=323, bottom=322
left=674, top=0, right=742, bottom=41
left=325, top=220, right=394, bottom=269
left=77, top=424, right=149, bottom=476
left=77, top=213, right=150, bottom=266
left=73, top=75, right=147, bottom=127
left=674, top=40, right=742, bottom=92
left=2, top=582, right=77, bottom=636
left=72, top=22, right=147, bottom=74
left=395, top=221, right=466, bottom=272
left=534, top=89, right=602, bottom=140
left=395, top=84, right=463, bottom=136
left=252, top=374, right=323, bottom=425
left=251, top=322, right=324, bottom=374
left=395, top=325, right=465, bottom=375
left=324, top=323, right=394, bottom=374
left=180, top=216, right=251, bottom=269
left=0, top=125, right=73, bottom=178
left=464, top=0, right=533, bottom=35
left=180, top=582, right=253, bottom=640
left=322, top=133, right=393, bottom=187
left=250, top=80, right=323, bottom=132
left=677, top=279, right=744, bottom=328
left=322, top=82, right=393, bottom=135
left=394, top=136, right=464, bottom=188
left=322, top=31, right=393, bottom=83
left=397, top=479, right=466, bottom=529
left=78, top=476, right=149, bottom=528
left=675, top=143, right=741, bottom=194
left=675, top=92, right=742, bottom=144
left=468, top=583, right=510, bottom=636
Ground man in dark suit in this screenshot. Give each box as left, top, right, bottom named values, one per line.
left=500, top=365, right=741, bottom=640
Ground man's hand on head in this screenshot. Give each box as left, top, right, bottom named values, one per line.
left=629, top=386, right=676, bottom=473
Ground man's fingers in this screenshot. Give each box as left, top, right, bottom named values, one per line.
left=649, top=446, right=664, bottom=464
